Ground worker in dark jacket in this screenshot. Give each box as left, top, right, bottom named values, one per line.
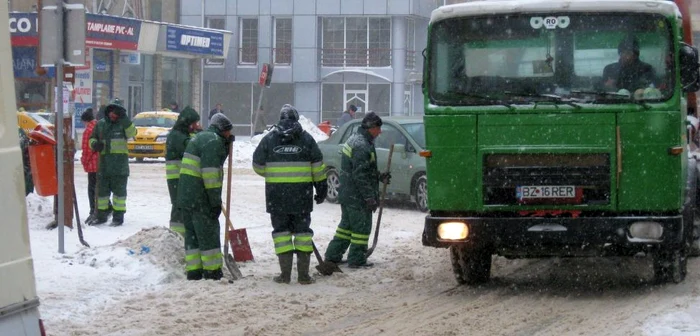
left=165, top=107, right=201, bottom=236
left=253, top=104, right=327, bottom=284
left=324, top=112, right=390, bottom=268
left=177, top=113, right=234, bottom=281
left=89, top=99, right=136, bottom=226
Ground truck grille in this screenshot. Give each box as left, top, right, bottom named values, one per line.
left=483, top=153, right=611, bottom=206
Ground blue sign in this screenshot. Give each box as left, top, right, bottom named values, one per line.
left=12, top=47, right=55, bottom=78
left=74, top=103, right=93, bottom=129
left=166, top=26, right=224, bottom=56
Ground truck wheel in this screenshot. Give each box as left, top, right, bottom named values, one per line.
left=449, top=245, right=491, bottom=285
left=326, top=168, right=340, bottom=203
left=653, top=249, right=687, bottom=284
left=414, top=175, right=428, bottom=213
left=691, top=224, right=700, bottom=257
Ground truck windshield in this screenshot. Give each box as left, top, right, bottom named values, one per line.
left=429, top=13, right=674, bottom=106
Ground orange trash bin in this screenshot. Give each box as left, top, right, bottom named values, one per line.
left=28, top=125, right=58, bottom=197
left=318, top=121, right=331, bottom=136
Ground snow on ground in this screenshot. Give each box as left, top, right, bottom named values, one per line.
left=27, top=131, right=700, bottom=335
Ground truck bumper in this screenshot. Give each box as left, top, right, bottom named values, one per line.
left=422, top=214, right=686, bottom=257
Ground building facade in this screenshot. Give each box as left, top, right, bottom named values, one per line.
left=182, top=0, right=441, bottom=135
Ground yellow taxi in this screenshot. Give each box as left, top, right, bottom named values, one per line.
left=127, top=110, right=179, bottom=161
left=17, top=111, right=54, bottom=135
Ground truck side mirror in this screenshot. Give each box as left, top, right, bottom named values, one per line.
left=680, top=43, right=700, bottom=93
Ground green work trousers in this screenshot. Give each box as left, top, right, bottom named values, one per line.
left=324, top=205, right=372, bottom=265
left=183, top=210, right=223, bottom=276
left=97, top=174, right=128, bottom=220
left=167, top=178, right=185, bottom=236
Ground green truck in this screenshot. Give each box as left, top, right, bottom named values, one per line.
left=421, top=0, right=700, bottom=285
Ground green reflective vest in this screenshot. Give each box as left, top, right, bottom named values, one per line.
left=89, top=118, right=136, bottom=176
left=338, top=127, right=379, bottom=209
left=176, top=128, right=227, bottom=210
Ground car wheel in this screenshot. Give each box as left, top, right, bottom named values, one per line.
left=326, top=168, right=340, bottom=203
left=449, top=245, right=491, bottom=285
left=414, top=175, right=428, bottom=212
left=654, top=249, right=687, bottom=284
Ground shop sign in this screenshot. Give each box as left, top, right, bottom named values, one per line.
left=166, top=26, right=224, bottom=56
left=9, top=13, right=39, bottom=46
left=12, top=46, right=55, bottom=78
left=119, top=52, right=141, bottom=65
left=86, top=14, right=142, bottom=50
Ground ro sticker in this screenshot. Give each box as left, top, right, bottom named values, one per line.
left=530, top=16, right=570, bottom=29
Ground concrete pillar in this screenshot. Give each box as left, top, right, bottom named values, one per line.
left=154, top=55, right=163, bottom=109
left=112, top=52, right=121, bottom=99
left=392, top=17, right=407, bottom=116
left=192, top=59, right=202, bottom=118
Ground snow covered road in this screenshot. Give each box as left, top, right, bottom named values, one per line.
left=28, top=161, right=700, bottom=336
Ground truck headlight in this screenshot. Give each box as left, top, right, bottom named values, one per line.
left=629, top=221, right=663, bottom=240
left=437, top=222, right=469, bottom=240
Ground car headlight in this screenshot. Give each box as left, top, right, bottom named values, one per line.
left=155, top=132, right=169, bottom=143
left=437, top=222, right=469, bottom=240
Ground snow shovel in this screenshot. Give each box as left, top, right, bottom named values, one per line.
left=222, top=205, right=243, bottom=280
left=313, top=242, right=342, bottom=276
left=224, top=142, right=254, bottom=263
left=366, top=144, right=394, bottom=259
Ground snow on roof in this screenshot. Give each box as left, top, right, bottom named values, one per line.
left=431, top=0, right=681, bottom=24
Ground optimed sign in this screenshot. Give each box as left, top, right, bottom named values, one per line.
left=166, top=26, right=224, bottom=56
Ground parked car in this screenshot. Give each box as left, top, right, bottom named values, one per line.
left=318, top=116, right=428, bottom=212
left=127, top=111, right=179, bottom=161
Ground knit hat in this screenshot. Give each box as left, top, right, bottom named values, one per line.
left=80, top=108, right=94, bottom=122
left=361, top=112, right=382, bottom=129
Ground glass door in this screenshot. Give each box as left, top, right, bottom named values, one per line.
left=128, top=84, right=143, bottom=117
left=344, top=89, right=368, bottom=116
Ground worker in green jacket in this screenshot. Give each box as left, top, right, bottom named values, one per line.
left=324, top=112, right=390, bottom=268
left=89, top=98, right=136, bottom=226
left=177, top=113, right=234, bottom=281
left=165, top=107, right=201, bottom=237
left=252, top=104, right=328, bottom=284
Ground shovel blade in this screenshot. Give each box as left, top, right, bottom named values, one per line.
left=228, top=228, right=254, bottom=262
left=224, top=254, right=242, bottom=280
left=316, top=260, right=343, bottom=276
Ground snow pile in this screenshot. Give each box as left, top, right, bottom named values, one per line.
left=250, top=115, right=329, bottom=146
left=75, top=227, right=185, bottom=284
left=25, top=193, right=54, bottom=230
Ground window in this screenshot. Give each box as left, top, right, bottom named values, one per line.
left=274, top=18, right=292, bottom=65
left=239, top=18, right=258, bottom=65
left=206, top=17, right=226, bottom=66
left=321, top=17, right=392, bottom=67
left=406, top=18, right=415, bottom=69
left=375, top=125, right=406, bottom=150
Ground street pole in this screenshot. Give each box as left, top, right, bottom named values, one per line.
left=55, top=4, right=65, bottom=254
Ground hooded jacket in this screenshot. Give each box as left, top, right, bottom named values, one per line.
left=176, top=124, right=228, bottom=211
left=338, top=127, right=379, bottom=209
left=166, top=107, right=200, bottom=204
left=252, top=119, right=327, bottom=214
left=89, top=102, right=136, bottom=176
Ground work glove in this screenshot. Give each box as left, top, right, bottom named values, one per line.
left=314, top=194, right=326, bottom=205
left=379, top=171, right=392, bottom=185
left=210, top=206, right=222, bottom=220
left=91, top=140, right=104, bottom=152
left=365, top=198, right=378, bottom=212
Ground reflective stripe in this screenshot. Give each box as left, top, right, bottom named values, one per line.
left=201, top=248, right=222, bottom=271
left=185, top=249, right=202, bottom=271
left=311, top=161, right=327, bottom=182
left=166, top=160, right=181, bottom=180
left=170, top=221, right=185, bottom=234
left=334, top=227, right=352, bottom=241
left=293, top=233, right=313, bottom=252
left=351, top=232, right=370, bottom=245
left=112, top=196, right=126, bottom=211
left=253, top=163, right=265, bottom=176
left=342, top=144, right=352, bottom=158
left=371, top=152, right=375, bottom=162
left=110, top=138, right=129, bottom=154
left=272, top=231, right=294, bottom=254
left=202, top=167, right=223, bottom=189
left=97, top=197, right=110, bottom=210
left=180, top=153, right=202, bottom=177
left=125, top=123, right=137, bottom=138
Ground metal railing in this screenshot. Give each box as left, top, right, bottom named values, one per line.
left=321, top=48, right=392, bottom=67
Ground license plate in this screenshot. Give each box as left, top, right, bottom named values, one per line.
left=134, top=145, right=153, bottom=150
left=517, top=185, right=576, bottom=199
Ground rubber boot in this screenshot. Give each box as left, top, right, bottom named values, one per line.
left=187, top=270, right=202, bottom=281
left=297, top=252, right=315, bottom=285
left=91, top=211, right=109, bottom=226
left=273, top=252, right=293, bottom=284
left=203, top=269, right=223, bottom=281
left=110, top=211, right=124, bottom=226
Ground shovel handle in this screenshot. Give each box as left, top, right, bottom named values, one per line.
left=367, top=144, right=394, bottom=258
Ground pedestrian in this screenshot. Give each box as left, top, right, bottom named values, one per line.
left=165, top=106, right=201, bottom=237
left=208, top=103, right=224, bottom=121
left=88, top=99, right=136, bottom=226
left=324, top=112, right=390, bottom=268
left=336, top=104, right=357, bottom=128
left=79, top=108, right=98, bottom=223
left=177, top=113, right=235, bottom=281
left=252, top=106, right=266, bottom=135
left=252, top=104, right=328, bottom=284
left=169, top=101, right=180, bottom=113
